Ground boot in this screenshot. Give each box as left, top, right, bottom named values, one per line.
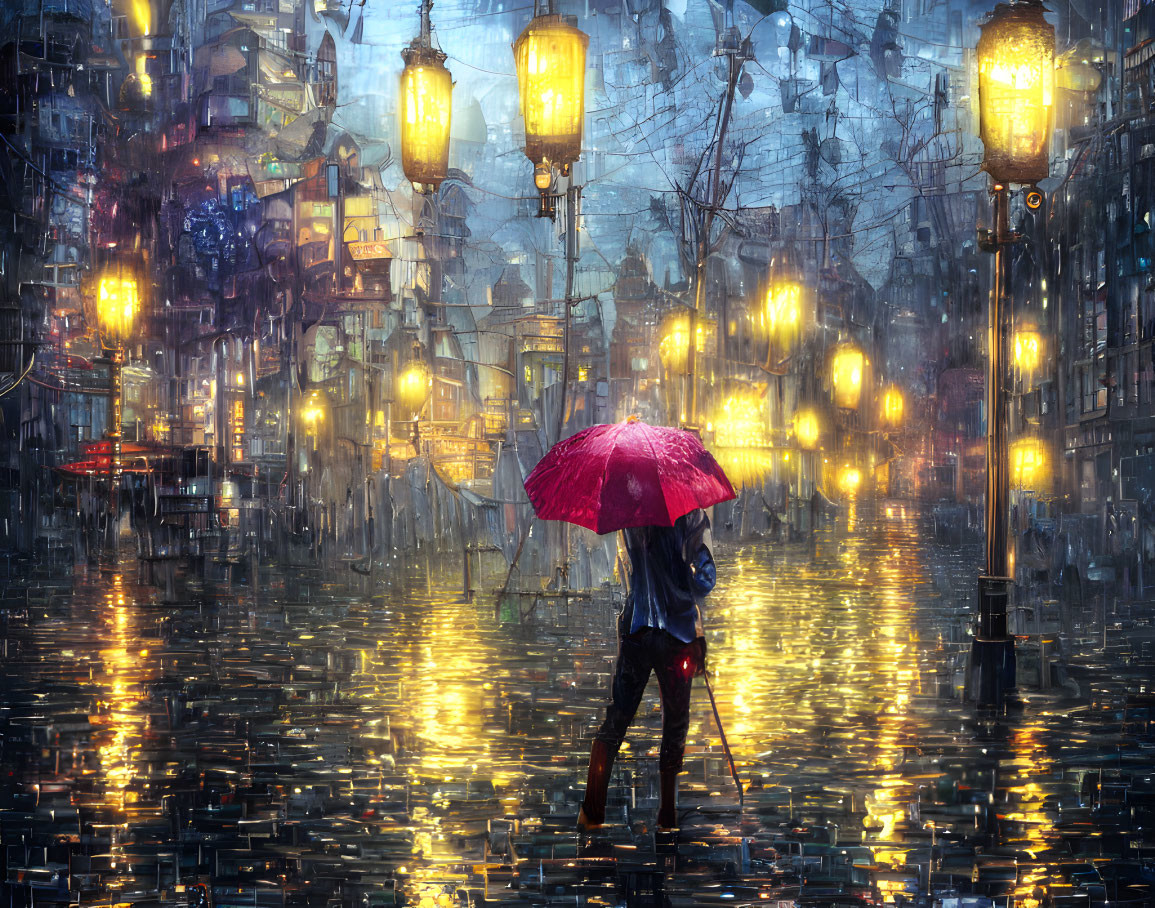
left=657, top=768, right=679, bottom=830
left=577, top=739, right=614, bottom=830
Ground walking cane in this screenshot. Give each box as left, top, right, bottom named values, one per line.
left=702, top=668, right=744, bottom=805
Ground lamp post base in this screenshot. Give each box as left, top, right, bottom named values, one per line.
left=969, top=637, right=1016, bottom=709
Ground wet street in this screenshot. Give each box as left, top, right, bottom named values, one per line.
left=2, top=503, right=1154, bottom=907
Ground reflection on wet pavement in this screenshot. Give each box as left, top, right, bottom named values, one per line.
left=2, top=504, right=1154, bottom=907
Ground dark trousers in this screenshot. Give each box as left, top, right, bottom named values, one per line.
left=594, top=627, right=700, bottom=772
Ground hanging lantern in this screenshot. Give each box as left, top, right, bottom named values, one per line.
left=514, top=13, right=588, bottom=215
left=396, top=361, right=432, bottom=417
left=400, top=5, right=453, bottom=191
left=830, top=344, right=866, bottom=410
left=793, top=408, right=820, bottom=451
left=838, top=465, right=863, bottom=497
left=977, top=0, right=1054, bottom=185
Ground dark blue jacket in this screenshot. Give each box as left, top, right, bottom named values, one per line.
left=621, top=508, right=716, bottom=644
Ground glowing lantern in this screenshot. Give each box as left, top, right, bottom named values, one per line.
left=300, top=390, right=327, bottom=428
left=1013, top=329, right=1042, bottom=374
left=514, top=13, right=588, bottom=215
left=838, top=465, right=862, bottom=496
left=880, top=385, right=905, bottom=428
left=396, top=362, right=432, bottom=416
left=1010, top=436, right=1049, bottom=489
left=762, top=251, right=804, bottom=348
left=658, top=315, right=713, bottom=374
left=977, top=0, right=1054, bottom=184
left=96, top=268, right=140, bottom=340
left=793, top=408, right=820, bottom=451
left=830, top=345, right=866, bottom=410
left=400, top=5, right=453, bottom=192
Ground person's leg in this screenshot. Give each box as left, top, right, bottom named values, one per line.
left=652, top=634, right=700, bottom=829
left=580, top=631, right=652, bottom=828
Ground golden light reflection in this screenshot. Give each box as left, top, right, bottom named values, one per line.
left=700, top=504, right=925, bottom=859
left=1006, top=721, right=1057, bottom=905
left=397, top=362, right=432, bottom=416
left=90, top=576, right=150, bottom=823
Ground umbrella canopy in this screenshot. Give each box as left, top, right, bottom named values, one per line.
left=524, top=419, right=736, bottom=535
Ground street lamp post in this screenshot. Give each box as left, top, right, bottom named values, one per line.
left=972, top=0, right=1054, bottom=708
left=400, top=0, right=453, bottom=194
left=95, top=267, right=139, bottom=556
left=514, top=3, right=587, bottom=449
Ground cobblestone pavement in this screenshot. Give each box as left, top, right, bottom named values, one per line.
left=2, top=503, right=1154, bottom=907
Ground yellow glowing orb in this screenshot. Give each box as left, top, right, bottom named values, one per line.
left=793, top=408, right=820, bottom=451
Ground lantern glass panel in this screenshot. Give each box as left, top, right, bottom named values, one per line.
left=830, top=346, right=865, bottom=410
left=400, top=46, right=453, bottom=188
left=97, top=272, right=139, bottom=340
left=881, top=386, right=904, bottom=427
left=396, top=363, right=432, bottom=416
left=514, top=15, right=588, bottom=169
left=977, top=0, right=1054, bottom=184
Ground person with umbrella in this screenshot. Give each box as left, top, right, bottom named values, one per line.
left=524, top=418, right=735, bottom=833
left=579, top=507, right=716, bottom=831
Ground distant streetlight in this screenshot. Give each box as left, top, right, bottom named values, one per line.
left=972, top=0, right=1054, bottom=708
left=880, top=385, right=905, bottom=429
left=95, top=264, right=139, bottom=554
left=513, top=9, right=588, bottom=218
left=830, top=344, right=866, bottom=410
left=300, top=389, right=327, bottom=450
left=400, top=0, right=453, bottom=192
left=762, top=252, right=804, bottom=350
left=395, top=361, right=432, bottom=418
left=837, top=465, right=862, bottom=497
left=1013, top=328, right=1042, bottom=374
left=793, top=408, right=820, bottom=452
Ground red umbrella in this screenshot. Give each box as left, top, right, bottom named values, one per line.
left=524, top=419, right=736, bottom=535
